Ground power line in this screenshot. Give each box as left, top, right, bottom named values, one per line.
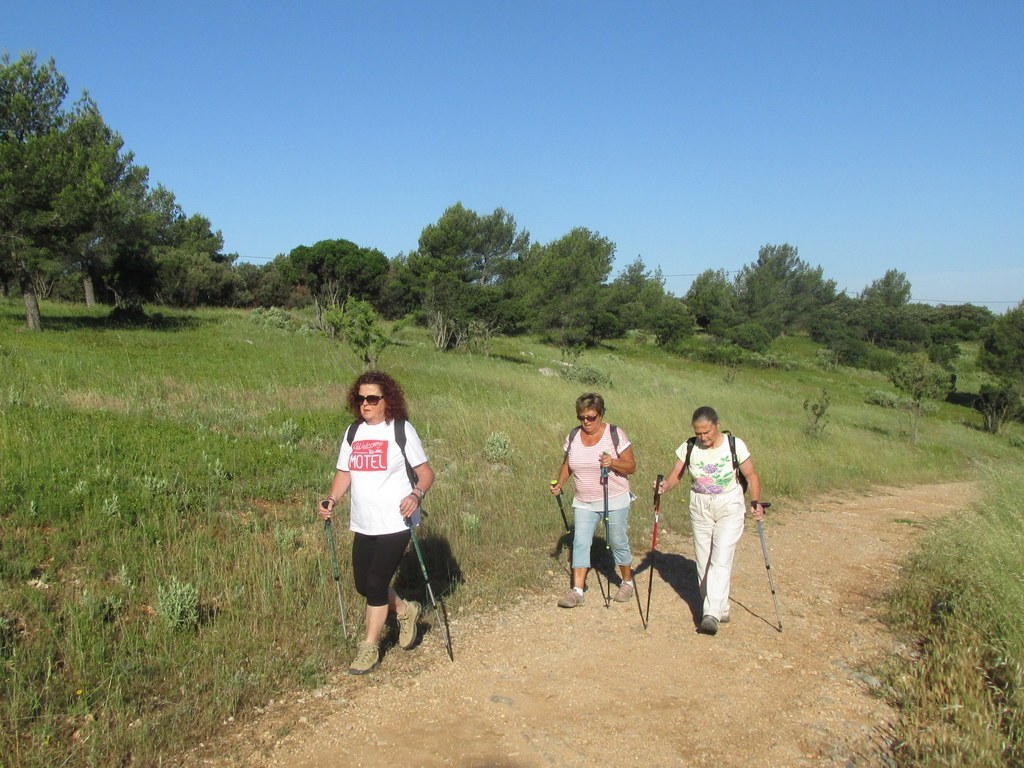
left=660, top=270, right=741, bottom=277
left=911, top=298, right=1020, bottom=305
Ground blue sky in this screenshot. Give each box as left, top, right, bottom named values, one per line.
left=6, top=1, right=1022, bottom=310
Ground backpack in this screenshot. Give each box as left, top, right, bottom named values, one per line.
left=564, top=423, right=621, bottom=462
left=681, top=430, right=748, bottom=494
left=345, top=418, right=419, bottom=488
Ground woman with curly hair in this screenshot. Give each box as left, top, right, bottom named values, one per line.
left=318, top=371, right=435, bottom=674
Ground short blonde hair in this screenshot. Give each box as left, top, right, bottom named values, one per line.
left=575, top=392, right=605, bottom=417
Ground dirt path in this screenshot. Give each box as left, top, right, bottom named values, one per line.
left=181, top=482, right=971, bottom=768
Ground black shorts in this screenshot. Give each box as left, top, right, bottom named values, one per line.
left=351, top=529, right=411, bottom=607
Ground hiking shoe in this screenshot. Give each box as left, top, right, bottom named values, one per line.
left=557, top=589, right=585, bottom=608
left=613, top=581, right=635, bottom=603
left=720, top=613, right=730, bottom=624
left=348, top=642, right=380, bottom=675
left=397, top=600, right=421, bottom=650
left=698, top=615, right=720, bottom=635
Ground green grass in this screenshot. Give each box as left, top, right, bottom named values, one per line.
left=886, top=466, right=1024, bottom=766
left=1, top=299, right=1021, bottom=767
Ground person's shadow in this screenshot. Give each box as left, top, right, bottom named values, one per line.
left=632, top=550, right=703, bottom=626
left=392, top=529, right=463, bottom=653
left=550, top=529, right=574, bottom=586
left=550, top=529, right=627, bottom=598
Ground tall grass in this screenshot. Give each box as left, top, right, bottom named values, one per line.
left=886, top=466, right=1024, bottom=766
left=1, top=299, right=1020, bottom=767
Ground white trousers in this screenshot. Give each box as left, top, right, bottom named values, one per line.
left=689, top=488, right=745, bottom=620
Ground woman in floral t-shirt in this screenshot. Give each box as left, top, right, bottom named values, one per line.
left=658, top=406, right=763, bottom=635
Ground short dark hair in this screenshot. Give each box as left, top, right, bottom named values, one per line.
left=576, top=392, right=606, bottom=417
left=691, top=405, right=720, bottom=425
left=347, top=370, right=410, bottom=423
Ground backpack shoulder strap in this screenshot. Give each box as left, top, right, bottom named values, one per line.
left=393, top=419, right=419, bottom=488
left=564, top=424, right=620, bottom=460
left=724, top=431, right=739, bottom=472
left=563, top=426, right=582, bottom=461
left=678, top=437, right=696, bottom=480
left=345, top=421, right=359, bottom=446
left=724, top=430, right=748, bottom=493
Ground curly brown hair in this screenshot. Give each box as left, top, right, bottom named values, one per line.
left=346, top=370, right=410, bottom=423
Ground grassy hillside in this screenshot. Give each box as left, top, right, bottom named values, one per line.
left=1, top=299, right=1021, bottom=767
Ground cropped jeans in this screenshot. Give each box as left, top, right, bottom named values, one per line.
left=572, top=505, right=632, bottom=569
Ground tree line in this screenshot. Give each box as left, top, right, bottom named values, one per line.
left=3, top=51, right=1021, bottom=429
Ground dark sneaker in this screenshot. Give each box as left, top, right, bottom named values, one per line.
left=348, top=642, right=380, bottom=675
left=613, top=582, right=635, bottom=603
left=397, top=600, right=421, bottom=650
left=698, top=615, right=720, bottom=635
left=557, top=589, right=585, bottom=608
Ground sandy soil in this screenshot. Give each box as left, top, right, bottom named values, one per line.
left=177, top=482, right=971, bottom=768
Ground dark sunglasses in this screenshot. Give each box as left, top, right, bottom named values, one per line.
left=356, top=394, right=383, bottom=405
left=577, top=414, right=598, bottom=423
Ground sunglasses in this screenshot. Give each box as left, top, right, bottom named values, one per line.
left=577, top=414, right=598, bottom=423
left=355, top=394, right=383, bottom=405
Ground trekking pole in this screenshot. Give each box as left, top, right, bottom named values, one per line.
left=599, top=463, right=611, bottom=609
left=643, top=474, right=664, bottom=630
left=320, top=509, right=349, bottom=638
left=551, top=481, right=574, bottom=588
left=551, top=481, right=571, bottom=535
left=754, top=502, right=782, bottom=633
left=408, top=522, right=455, bottom=661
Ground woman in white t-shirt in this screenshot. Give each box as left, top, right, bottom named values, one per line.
left=318, top=371, right=434, bottom=675
left=658, top=406, right=763, bottom=636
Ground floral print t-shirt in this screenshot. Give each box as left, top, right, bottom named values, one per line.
left=675, top=435, right=750, bottom=495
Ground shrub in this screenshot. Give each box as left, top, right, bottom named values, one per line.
left=860, top=346, right=901, bottom=373
left=562, top=363, right=612, bottom=387
left=803, top=388, right=831, bottom=438
left=749, top=352, right=797, bottom=371
left=865, top=388, right=907, bottom=410
left=156, top=578, right=199, bottom=631
left=816, top=347, right=841, bottom=371
left=975, top=382, right=1022, bottom=434
left=325, top=299, right=405, bottom=369
left=694, top=342, right=746, bottom=368
left=890, top=355, right=952, bottom=443
left=484, top=431, right=514, bottom=463
left=249, top=306, right=296, bottom=331
left=726, top=322, right=774, bottom=353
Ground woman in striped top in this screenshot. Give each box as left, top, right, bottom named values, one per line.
left=550, top=392, right=637, bottom=608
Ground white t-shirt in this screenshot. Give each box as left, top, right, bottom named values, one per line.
left=675, top=435, right=750, bottom=495
left=336, top=419, right=428, bottom=535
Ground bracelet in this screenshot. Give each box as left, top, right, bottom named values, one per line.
left=411, top=487, right=425, bottom=498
